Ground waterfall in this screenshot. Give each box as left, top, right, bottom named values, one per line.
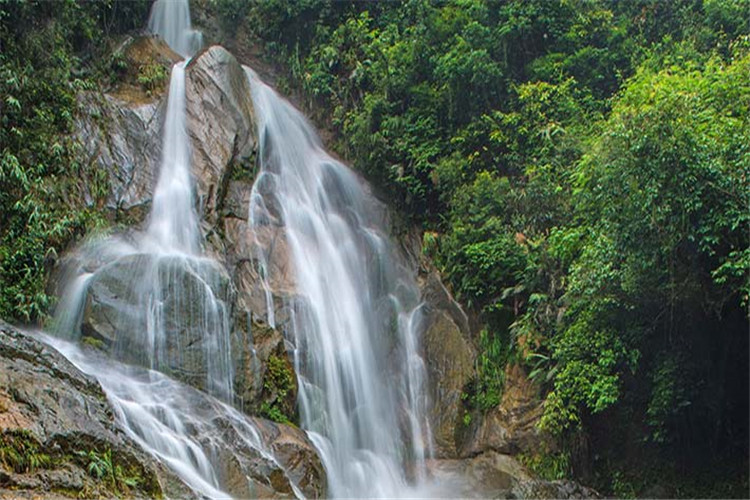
left=39, top=332, right=303, bottom=499
left=147, top=0, right=203, bottom=58
left=145, top=60, right=199, bottom=254
left=246, top=70, right=434, bottom=497
left=45, top=0, right=447, bottom=497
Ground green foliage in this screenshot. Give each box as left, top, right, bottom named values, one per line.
left=229, top=153, right=258, bottom=182
left=464, top=327, right=508, bottom=412
left=0, top=0, right=149, bottom=322
left=243, top=0, right=749, bottom=493
left=0, top=0, right=746, bottom=495
left=260, top=354, right=296, bottom=424
left=81, top=336, right=106, bottom=350
left=646, top=354, right=692, bottom=443
left=211, top=0, right=252, bottom=36
left=610, top=470, right=638, bottom=499
left=0, top=430, right=51, bottom=473
left=519, top=448, right=571, bottom=481
left=537, top=49, right=750, bottom=439
left=75, top=447, right=143, bottom=495
left=137, top=60, right=168, bottom=95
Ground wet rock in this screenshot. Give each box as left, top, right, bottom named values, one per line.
left=80, top=253, right=234, bottom=397
left=0, top=321, right=185, bottom=499
left=254, top=419, right=327, bottom=498
left=73, top=92, right=161, bottom=218
left=510, top=478, right=601, bottom=499
left=185, top=45, right=257, bottom=227
left=71, top=39, right=296, bottom=425
left=418, top=270, right=476, bottom=458
left=428, top=451, right=599, bottom=499
left=179, top=46, right=301, bottom=422
left=72, top=35, right=179, bottom=221
left=203, top=413, right=326, bottom=499
left=428, top=451, right=530, bottom=498
left=217, top=177, right=300, bottom=416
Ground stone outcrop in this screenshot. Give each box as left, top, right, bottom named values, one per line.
left=80, top=253, right=234, bottom=396
left=253, top=419, right=327, bottom=498
left=428, top=451, right=599, bottom=499
left=73, top=35, right=179, bottom=220
left=461, top=363, right=554, bottom=457
left=185, top=45, right=257, bottom=227
left=121, top=364, right=324, bottom=499
left=0, top=321, right=186, bottom=499
left=0, top=321, right=325, bottom=499
left=428, top=451, right=532, bottom=498
left=419, top=270, right=476, bottom=459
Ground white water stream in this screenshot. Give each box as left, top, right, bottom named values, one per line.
left=147, top=0, right=203, bottom=59
left=40, top=333, right=301, bottom=499
left=247, top=73, right=435, bottom=498
left=144, top=59, right=199, bottom=254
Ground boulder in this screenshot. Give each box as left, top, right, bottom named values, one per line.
left=0, top=321, right=188, bottom=499
left=158, top=379, right=324, bottom=499
left=80, top=253, right=235, bottom=400
left=427, top=451, right=531, bottom=498
left=254, top=419, right=327, bottom=498
left=428, top=451, right=599, bottom=499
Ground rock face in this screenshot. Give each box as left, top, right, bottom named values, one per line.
left=183, top=46, right=300, bottom=416
left=461, top=363, right=554, bottom=457
left=71, top=42, right=294, bottom=420
left=419, top=270, right=476, bottom=459
left=0, top=321, right=181, bottom=499
left=185, top=45, right=257, bottom=227
left=73, top=36, right=179, bottom=220
left=80, top=253, right=234, bottom=397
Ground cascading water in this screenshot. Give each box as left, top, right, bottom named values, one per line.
left=147, top=0, right=203, bottom=58
left=246, top=71, right=435, bottom=497
left=40, top=332, right=301, bottom=499
left=144, top=59, right=199, bottom=254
